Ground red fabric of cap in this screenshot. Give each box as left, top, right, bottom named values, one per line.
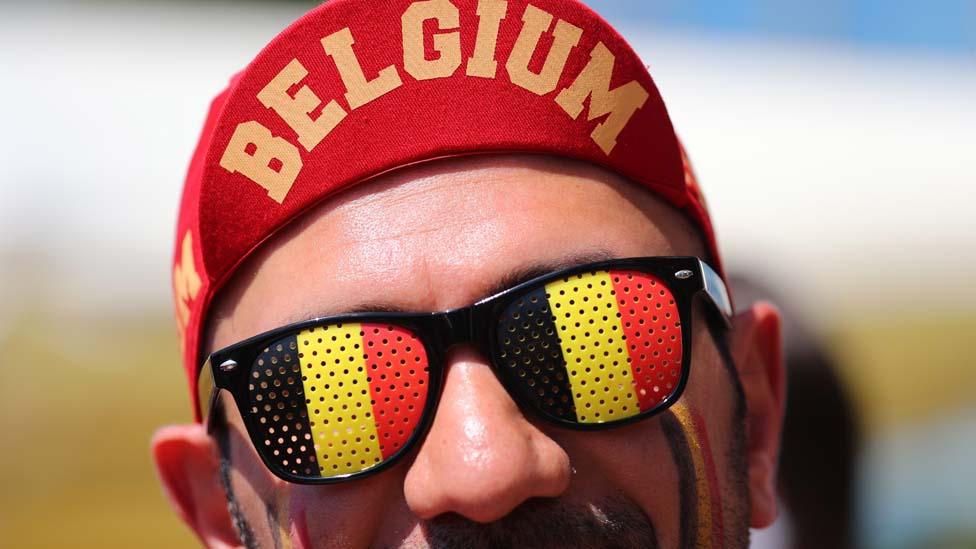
left=173, top=0, right=722, bottom=420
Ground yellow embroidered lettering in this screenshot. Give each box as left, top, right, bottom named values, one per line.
left=555, top=42, right=649, bottom=154
left=402, top=0, right=463, bottom=81
left=219, top=121, right=303, bottom=204
left=505, top=4, right=582, bottom=95
left=257, top=59, right=348, bottom=152
left=173, top=231, right=202, bottom=353
left=466, top=0, right=508, bottom=78
left=322, top=27, right=403, bottom=110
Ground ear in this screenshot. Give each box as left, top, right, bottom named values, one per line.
left=729, top=301, right=785, bottom=529
left=151, top=425, right=243, bottom=549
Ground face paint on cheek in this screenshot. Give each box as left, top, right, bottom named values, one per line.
left=261, top=489, right=293, bottom=549
left=293, top=506, right=312, bottom=549
left=665, top=403, right=725, bottom=549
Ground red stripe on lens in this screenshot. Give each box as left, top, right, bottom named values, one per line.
left=362, top=324, right=430, bottom=460
left=610, top=270, right=684, bottom=412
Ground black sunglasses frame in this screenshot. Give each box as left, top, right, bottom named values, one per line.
left=198, top=256, right=732, bottom=484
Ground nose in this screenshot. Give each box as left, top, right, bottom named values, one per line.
left=403, top=346, right=572, bottom=523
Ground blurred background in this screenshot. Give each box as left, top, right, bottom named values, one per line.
left=0, top=0, right=973, bottom=547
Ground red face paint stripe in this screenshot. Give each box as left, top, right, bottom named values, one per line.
left=672, top=403, right=724, bottom=549
left=362, top=324, right=430, bottom=460
left=609, top=270, right=683, bottom=411
left=294, top=505, right=311, bottom=549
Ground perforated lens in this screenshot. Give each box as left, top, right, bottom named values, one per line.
left=246, top=322, right=430, bottom=479
left=497, top=269, right=683, bottom=424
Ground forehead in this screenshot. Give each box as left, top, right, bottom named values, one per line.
left=207, top=155, right=702, bottom=351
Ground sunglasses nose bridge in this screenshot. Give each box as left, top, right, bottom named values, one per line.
left=441, top=306, right=474, bottom=347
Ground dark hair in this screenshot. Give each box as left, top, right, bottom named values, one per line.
left=212, top=402, right=259, bottom=549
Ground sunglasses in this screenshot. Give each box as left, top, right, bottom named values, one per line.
left=198, top=256, right=732, bottom=484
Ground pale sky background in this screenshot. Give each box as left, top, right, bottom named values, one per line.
left=1, top=1, right=973, bottom=323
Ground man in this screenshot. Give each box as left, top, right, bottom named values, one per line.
left=153, top=1, right=785, bottom=547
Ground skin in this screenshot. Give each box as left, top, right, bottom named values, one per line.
left=153, top=155, right=785, bottom=549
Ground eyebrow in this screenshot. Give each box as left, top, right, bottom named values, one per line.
left=285, top=249, right=616, bottom=323
left=479, top=249, right=616, bottom=300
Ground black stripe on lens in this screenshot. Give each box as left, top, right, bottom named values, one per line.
left=496, top=285, right=577, bottom=421
left=247, top=334, right=319, bottom=477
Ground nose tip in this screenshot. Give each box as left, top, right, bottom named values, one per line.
left=404, top=346, right=571, bottom=523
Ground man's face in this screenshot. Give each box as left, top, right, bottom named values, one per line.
left=155, top=155, right=783, bottom=548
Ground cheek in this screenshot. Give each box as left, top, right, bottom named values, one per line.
left=225, top=405, right=405, bottom=548
left=683, top=325, right=731, bottom=412
left=680, top=321, right=737, bottom=483
left=284, top=463, right=409, bottom=548
left=548, top=420, right=684, bottom=546
left=224, top=420, right=294, bottom=548
left=667, top=321, right=739, bottom=547
left=543, top=322, right=736, bottom=549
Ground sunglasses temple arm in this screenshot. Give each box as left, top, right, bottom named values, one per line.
left=698, top=259, right=734, bottom=327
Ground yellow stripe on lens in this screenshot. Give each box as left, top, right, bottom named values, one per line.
left=298, top=323, right=383, bottom=476
left=546, top=271, right=641, bottom=423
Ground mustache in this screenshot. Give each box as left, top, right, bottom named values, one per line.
left=396, top=497, right=657, bottom=549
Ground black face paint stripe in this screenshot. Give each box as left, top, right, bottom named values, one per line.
left=496, top=284, right=578, bottom=421
left=266, top=503, right=283, bottom=549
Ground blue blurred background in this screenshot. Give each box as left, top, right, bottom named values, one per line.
left=590, top=0, right=975, bottom=54
left=1, top=1, right=973, bottom=548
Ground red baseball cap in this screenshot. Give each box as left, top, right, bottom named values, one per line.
left=173, top=0, right=721, bottom=420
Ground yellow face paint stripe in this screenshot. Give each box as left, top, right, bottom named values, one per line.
left=672, top=402, right=724, bottom=549
left=298, top=323, right=383, bottom=476
left=276, top=491, right=292, bottom=549
left=546, top=271, right=641, bottom=423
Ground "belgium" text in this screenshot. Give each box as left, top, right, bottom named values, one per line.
left=220, top=0, right=651, bottom=204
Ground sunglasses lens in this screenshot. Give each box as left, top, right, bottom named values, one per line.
left=246, top=323, right=430, bottom=480
left=497, top=269, right=683, bottom=424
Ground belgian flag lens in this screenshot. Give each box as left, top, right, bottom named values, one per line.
left=497, top=269, right=683, bottom=424
left=247, top=324, right=430, bottom=479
